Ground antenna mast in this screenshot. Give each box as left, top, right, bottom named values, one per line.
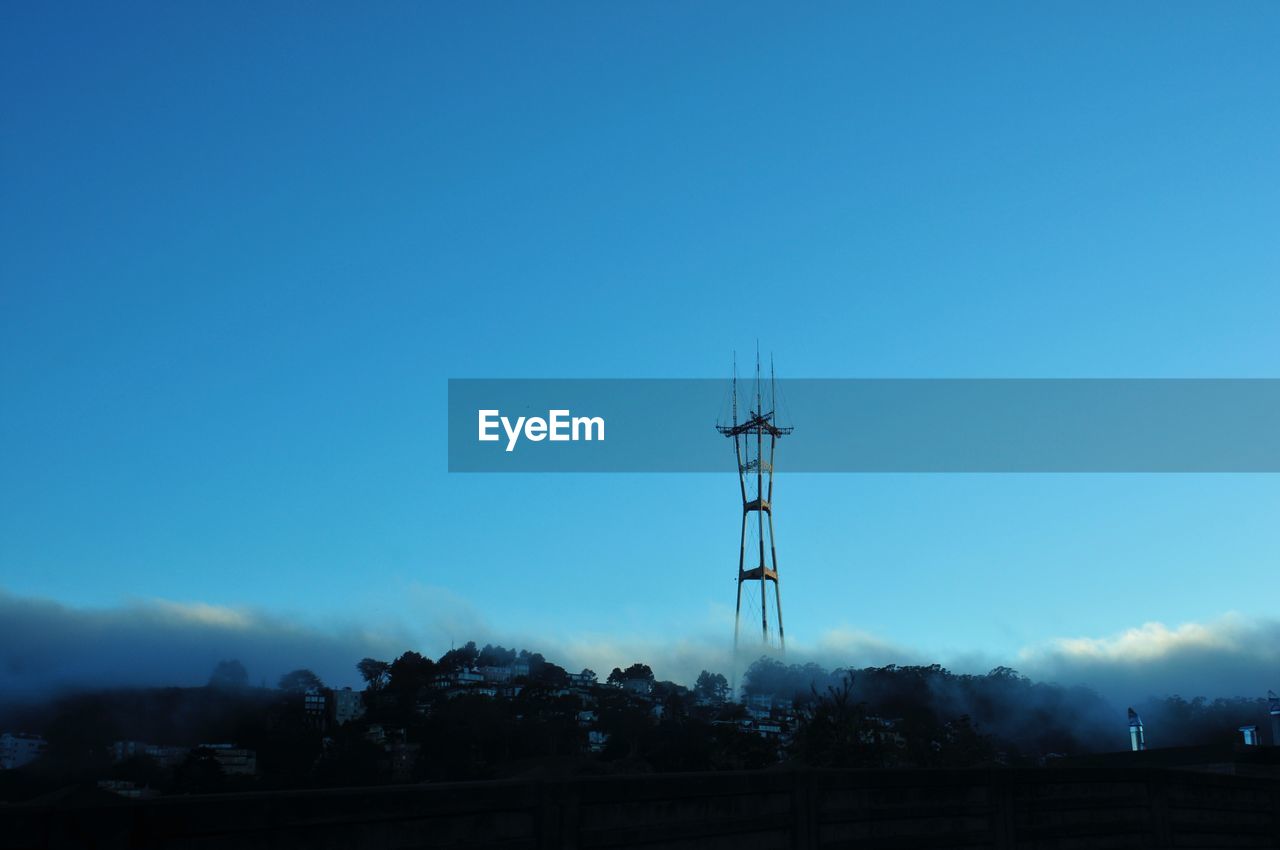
left=717, top=350, right=793, bottom=662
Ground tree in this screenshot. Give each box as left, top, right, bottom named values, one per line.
left=438, top=641, right=479, bottom=671
left=694, top=670, right=730, bottom=704
left=517, top=649, right=547, bottom=677
left=935, top=714, right=995, bottom=768
left=357, top=658, right=391, bottom=691
left=790, top=673, right=879, bottom=767
left=476, top=643, right=517, bottom=667
left=605, top=663, right=655, bottom=695
left=387, top=651, right=436, bottom=695
left=278, top=669, right=324, bottom=693
left=741, top=656, right=832, bottom=704
left=209, top=659, right=248, bottom=689
left=175, top=746, right=226, bottom=794
left=532, top=662, right=568, bottom=687
left=621, top=663, right=654, bottom=684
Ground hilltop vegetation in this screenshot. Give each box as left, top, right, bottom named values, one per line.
left=0, top=642, right=1271, bottom=801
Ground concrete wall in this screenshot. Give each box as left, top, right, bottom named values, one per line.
left=4, top=767, right=1279, bottom=849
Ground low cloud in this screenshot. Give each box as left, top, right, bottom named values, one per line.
left=0, top=590, right=409, bottom=698
left=0, top=588, right=1275, bottom=707
left=0, top=590, right=919, bottom=700
left=511, top=624, right=923, bottom=689
left=1017, top=613, right=1280, bottom=703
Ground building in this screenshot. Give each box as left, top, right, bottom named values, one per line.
left=112, top=740, right=148, bottom=762
left=0, top=733, right=45, bottom=770
left=198, top=744, right=257, bottom=776
left=479, top=665, right=513, bottom=683
left=363, top=725, right=417, bottom=781
left=755, top=722, right=783, bottom=739
left=96, top=780, right=158, bottom=800
left=587, top=730, right=610, bottom=753
left=148, top=745, right=189, bottom=767
left=852, top=716, right=903, bottom=748
left=621, top=677, right=652, bottom=696
left=434, top=668, right=485, bottom=689
left=1128, top=708, right=1146, bottom=752
left=113, top=741, right=189, bottom=767
left=330, top=687, right=365, bottom=726
left=304, top=688, right=328, bottom=729
left=568, top=670, right=597, bottom=688
left=745, top=694, right=777, bottom=721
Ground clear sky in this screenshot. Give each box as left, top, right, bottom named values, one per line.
left=2, top=3, right=1278, bottom=693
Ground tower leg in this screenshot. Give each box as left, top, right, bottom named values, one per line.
left=737, top=573, right=747, bottom=665
left=760, top=571, right=768, bottom=643
left=767, top=512, right=784, bottom=648
left=757, top=419, right=767, bottom=642
left=733, top=510, right=747, bottom=688
left=773, top=578, right=785, bottom=650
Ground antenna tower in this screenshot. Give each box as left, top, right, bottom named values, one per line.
left=717, top=349, right=793, bottom=658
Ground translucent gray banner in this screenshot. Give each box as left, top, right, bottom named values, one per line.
left=447, top=379, right=1280, bottom=472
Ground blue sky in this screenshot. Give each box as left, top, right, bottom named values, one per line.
left=3, top=3, right=1279, bottom=693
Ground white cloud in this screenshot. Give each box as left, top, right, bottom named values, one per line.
left=1028, top=618, right=1239, bottom=664
left=1017, top=613, right=1280, bottom=702
left=144, top=598, right=254, bottom=629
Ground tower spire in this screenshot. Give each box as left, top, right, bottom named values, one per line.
left=718, top=351, right=793, bottom=666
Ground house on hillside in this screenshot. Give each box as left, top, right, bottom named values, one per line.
left=331, top=687, right=366, bottom=726
left=0, top=733, right=46, bottom=770
left=622, top=676, right=653, bottom=697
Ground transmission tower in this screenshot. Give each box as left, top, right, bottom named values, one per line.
left=717, top=350, right=792, bottom=658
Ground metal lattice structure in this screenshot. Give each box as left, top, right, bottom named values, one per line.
left=718, top=351, right=792, bottom=657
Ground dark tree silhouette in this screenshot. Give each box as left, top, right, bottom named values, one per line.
left=694, top=670, right=730, bottom=704
left=208, top=659, right=248, bottom=689
left=476, top=644, right=517, bottom=667
left=516, top=649, right=547, bottom=677
left=387, top=651, right=436, bottom=695
left=356, top=658, right=391, bottom=691
left=174, top=746, right=226, bottom=794
left=531, top=662, right=568, bottom=688
left=621, top=663, right=654, bottom=682
left=278, top=669, right=324, bottom=693
left=791, top=673, right=878, bottom=767
left=9, top=637, right=1269, bottom=801
left=437, top=641, right=479, bottom=671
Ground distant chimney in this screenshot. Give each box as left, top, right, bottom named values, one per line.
left=1128, top=708, right=1145, bottom=752
left=1269, top=690, right=1279, bottom=746
left=1239, top=725, right=1259, bottom=747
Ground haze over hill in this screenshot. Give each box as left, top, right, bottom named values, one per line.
left=2, top=589, right=1275, bottom=711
